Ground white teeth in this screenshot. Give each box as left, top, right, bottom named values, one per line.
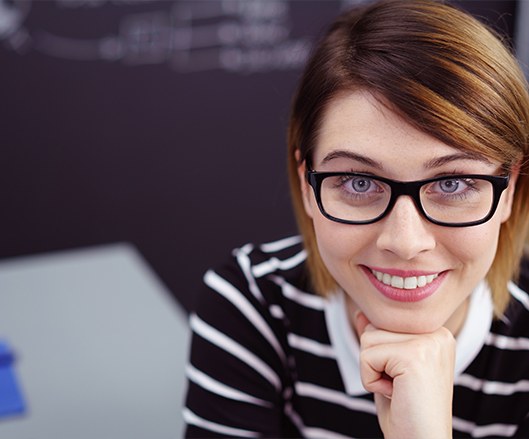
left=391, top=276, right=404, bottom=288
left=404, top=277, right=418, bottom=289
left=372, top=269, right=439, bottom=290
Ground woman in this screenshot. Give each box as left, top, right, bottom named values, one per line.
left=184, top=0, right=529, bottom=437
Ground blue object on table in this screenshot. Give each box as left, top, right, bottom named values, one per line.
left=0, top=340, right=26, bottom=418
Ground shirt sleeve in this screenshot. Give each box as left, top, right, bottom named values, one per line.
left=183, top=259, right=293, bottom=438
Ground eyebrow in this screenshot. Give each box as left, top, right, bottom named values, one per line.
left=423, top=152, right=492, bottom=169
left=320, top=150, right=384, bottom=170
left=320, top=149, right=492, bottom=170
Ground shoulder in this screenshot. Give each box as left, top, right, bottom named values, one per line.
left=185, top=237, right=312, bottom=436
left=190, top=235, right=311, bottom=371
left=201, top=235, right=313, bottom=309
left=191, top=236, right=321, bottom=339
left=192, top=235, right=329, bottom=357
left=229, top=235, right=308, bottom=282
left=455, top=277, right=529, bottom=436
left=491, top=257, right=529, bottom=338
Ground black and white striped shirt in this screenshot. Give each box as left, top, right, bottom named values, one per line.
left=184, top=236, right=529, bottom=438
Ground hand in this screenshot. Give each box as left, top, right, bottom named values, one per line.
left=354, top=312, right=456, bottom=439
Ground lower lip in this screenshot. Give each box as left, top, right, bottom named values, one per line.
left=362, top=266, right=447, bottom=303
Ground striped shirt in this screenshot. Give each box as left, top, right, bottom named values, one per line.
left=184, top=236, right=529, bottom=438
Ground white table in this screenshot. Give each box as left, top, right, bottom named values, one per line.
left=0, top=243, right=190, bottom=439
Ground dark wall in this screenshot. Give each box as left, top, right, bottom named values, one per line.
left=1, top=0, right=518, bottom=313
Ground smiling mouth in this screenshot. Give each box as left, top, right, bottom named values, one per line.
left=370, top=269, right=439, bottom=290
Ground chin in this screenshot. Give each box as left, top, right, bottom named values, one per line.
left=371, top=314, right=446, bottom=334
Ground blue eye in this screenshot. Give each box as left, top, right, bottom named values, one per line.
left=350, top=177, right=372, bottom=193
left=438, top=179, right=461, bottom=193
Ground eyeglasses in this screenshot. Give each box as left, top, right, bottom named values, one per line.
left=307, top=170, right=510, bottom=227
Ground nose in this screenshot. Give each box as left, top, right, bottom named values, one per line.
left=376, top=196, right=436, bottom=260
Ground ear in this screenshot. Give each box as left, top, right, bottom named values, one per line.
left=295, top=150, right=314, bottom=219
left=500, top=164, right=520, bottom=223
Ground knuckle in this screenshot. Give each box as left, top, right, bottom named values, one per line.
left=358, top=349, right=370, bottom=365
left=363, top=380, right=378, bottom=394
left=433, top=327, right=456, bottom=349
left=410, top=338, right=432, bottom=361
left=358, top=331, right=373, bottom=348
left=412, top=328, right=455, bottom=362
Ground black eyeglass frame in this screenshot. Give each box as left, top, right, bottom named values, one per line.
left=306, top=170, right=510, bottom=227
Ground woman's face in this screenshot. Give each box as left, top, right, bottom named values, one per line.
left=298, top=90, right=517, bottom=334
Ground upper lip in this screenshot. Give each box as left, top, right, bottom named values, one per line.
left=365, top=266, right=443, bottom=277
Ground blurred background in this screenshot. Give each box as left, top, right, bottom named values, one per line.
left=1, top=0, right=523, bottom=313
left=0, top=0, right=526, bottom=437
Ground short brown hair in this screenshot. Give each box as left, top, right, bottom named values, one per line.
left=287, top=0, right=529, bottom=316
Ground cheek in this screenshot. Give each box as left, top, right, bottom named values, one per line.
left=442, top=221, right=501, bottom=270
left=311, top=215, right=372, bottom=269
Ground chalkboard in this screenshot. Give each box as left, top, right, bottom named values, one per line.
left=0, top=0, right=518, bottom=312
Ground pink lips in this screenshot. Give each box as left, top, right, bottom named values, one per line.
left=362, top=266, right=446, bottom=303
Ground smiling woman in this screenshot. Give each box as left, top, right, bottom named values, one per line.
left=184, top=1, right=529, bottom=438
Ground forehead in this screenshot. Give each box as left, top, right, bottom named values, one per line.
left=313, top=90, right=495, bottom=176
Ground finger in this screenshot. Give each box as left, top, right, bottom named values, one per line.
left=359, top=351, right=394, bottom=397
left=358, top=327, right=419, bottom=350
left=353, top=310, right=371, bottom=337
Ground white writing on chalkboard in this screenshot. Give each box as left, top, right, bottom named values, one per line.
left=0, top=0, right=368, bottom=74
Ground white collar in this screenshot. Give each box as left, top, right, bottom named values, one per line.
left=324, top=281, right=493, bottom=396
